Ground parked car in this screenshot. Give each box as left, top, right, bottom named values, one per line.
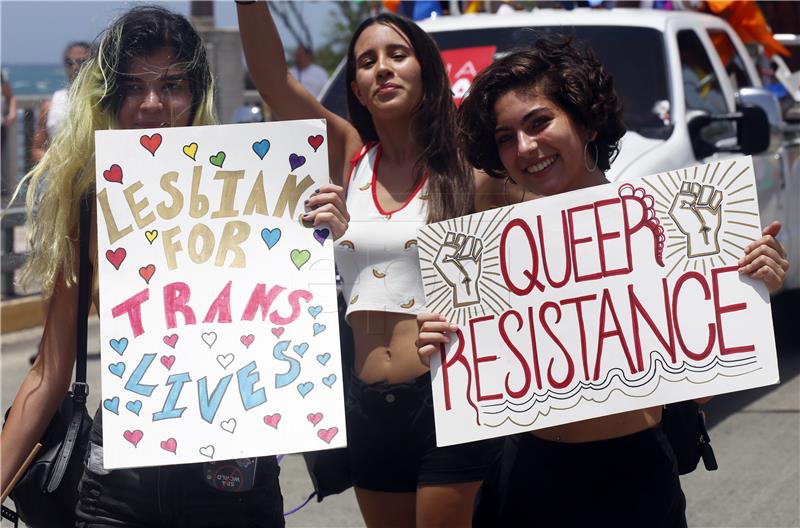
left=320, top=8, right=800, bottom=290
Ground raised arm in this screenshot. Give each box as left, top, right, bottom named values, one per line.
left=236, top=0, right=360, bottom=185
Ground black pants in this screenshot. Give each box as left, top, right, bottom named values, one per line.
left=474, top=426, right=687, bottom=528
left=75, top=410, right=285, bottom=527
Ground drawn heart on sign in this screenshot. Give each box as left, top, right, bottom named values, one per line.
left=322, top=374, right=337, bottom=388
left=271, top=327, right=284, bottom=338
left=202, top=332, right=218, bottom=348
left=216, top=353, right=234, bottom=369
left=123, top=429, right=143, bottom=447
left=308, top=305, right=322, bottom=319
left=313, top=229, right=329, bottom=246
left=126, top=400, right=142, bottom=415
left=307, top=135, right=324, bottom=152
left=160, top=438, right=177, bottom=454
left=160, top=355, right=175, bottom=370
left=307, top=412, right=323, bottom=426
left=240, top=334, right=255, bottom=348
left=263, top=414, right=281, bottom=429
left=289, top=153, right=306, bottom=171
left=316, top=353, right=331, bottom=366
left=317, top=427, right=339, bottom=444
left=297, top=382, right=314, bottom=398
left=103, top=397, right=119, bottom=414
left=182, top=142, right=198, bottom=160
left=220, top=418, right=237, bottom=434
left=313, top=323, right=326, bottom=336
left=140, top=133, right=162, bottom=156
left=290, top=249, right=310, bottom=270
left=103, top=164, right=123, bottom=184
left=199, top=445, right=215, bottom=459
left=139, top=264, right=156, bottom=284
left=110, top=337, right=128, bottom=355
left=293, top=343, right=309, bottom=357
left=163, top=334, right=178, bottom=348
left=109, top=362, right=125, bottom=378
left=252, top=139, right=271, bottom=160
left=105, top=248, right=127, bottom=270
left=260, top=228, right=281, bottom=249
left=145, top=230, right=158, bottom=244
left=209, top=151, right=226, bottom=168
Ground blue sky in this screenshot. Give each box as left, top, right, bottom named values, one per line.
left=1, top=1, right=336, bottom=65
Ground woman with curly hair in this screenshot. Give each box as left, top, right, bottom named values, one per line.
left=417, top=34, right=789, bottom=527
left=1, top=6, right=287, bottom=526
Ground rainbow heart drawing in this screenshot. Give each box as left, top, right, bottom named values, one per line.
left=110, top=337, right=128, bottom=355
left=182, top=142, right=198, bottom=160
left=297, top=382, right=314, bottom=398
left=109, top=362, right=125, bottom=378
left=103, top=397, right=119, bottom=414
left=307, top=412, right=323, bottom=426
left=126, top=400, right=142, bottom=415
left=209, top=151, right=226, bottom=168
left=105, top=248, right=127, bottom=270
left=263, top=414, right=281, bottom=429
left=160, top=437, right=177, bottom=454
left=293, top=342, right=309, bottom=357
left=252, top=139, right=271, bottom=159
left=160, top=355, right=175, bottom=370
left=322, top=374, right=337, bottom=388
left=103, top=164, right=123, bottom=184
left=308, top=305, right=323, bottom=319
left=145, top=230, right=158, bottom=244
left=289, top=153, right=306, bottom=171
left=123, top=429, right=143, bottom=447
left=163, top=334, right=178, bottom=348
left=317, top=427, right=339, bottom=444
left=290, top=249, right=311, bottom=270
left=261, top=228, right=281, bottom=249
left=316, top=353, right=331, bottom=366
left=140, top=133, right=162, bottom=156
left=313, top=323, right=326, bottom=336
left=240, top=334, right=255, bottom=348
left=307, top=135, right=324, bottom=152
left=313, top=228, right=329, bottom=246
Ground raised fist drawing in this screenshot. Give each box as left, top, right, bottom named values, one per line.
left=434, top=232, right=483, bottom=307
left=668, top=182, right=723, bottom=257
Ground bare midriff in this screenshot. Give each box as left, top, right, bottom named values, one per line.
left=532, top=406, right=663, bottom=443
left=350, top=311, right=429, bottom=384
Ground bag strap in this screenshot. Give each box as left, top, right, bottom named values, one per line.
left=45, top=193, right=93, bottom=494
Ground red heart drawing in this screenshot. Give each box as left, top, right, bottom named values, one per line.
left=160, top=355, right=175, bottom=370
left=123, top=429, right=143, bottom=447
left=140, top=133, right=162, bottom=156
left=317, top=427, right=339, bottom=444
left=271, top=327, right=284, bottom=338
left=106, top=248, right=127, bottom=270
left=139, top=264, right=156, bottom=284
left=263, top=414, right=281, bottom=429
left=307, top=412, right=323, bottom=426
left=163, top=334, right=178, bottom=348
left=240, top=334, right=255, bottom=348
left=307, top=134, right=324, bottom=152
left=160, top=437, right=177, bottom=454
left=103, top=164, right=123, bottom=184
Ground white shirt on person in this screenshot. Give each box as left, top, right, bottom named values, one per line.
left=289, top=63, right=329, bottom=98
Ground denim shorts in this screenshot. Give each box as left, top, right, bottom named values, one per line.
left=75, top=409, right=285, bottom=528
left=345, top=370, right=503, bottom=492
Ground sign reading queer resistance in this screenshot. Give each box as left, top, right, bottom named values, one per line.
left=418, top=156, right=779, bottom=447
left=95, top=120, right=344, bottom=468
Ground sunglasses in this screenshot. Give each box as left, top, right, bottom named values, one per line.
left=64, top=58, right=87, bottom=67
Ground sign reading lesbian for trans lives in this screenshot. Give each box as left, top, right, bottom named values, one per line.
left=419, top=156, right=779, bottom=446
left=95, top=120, right=344, bottom=469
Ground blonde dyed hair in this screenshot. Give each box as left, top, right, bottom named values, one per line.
left=15, top=6, right=216, bottom=297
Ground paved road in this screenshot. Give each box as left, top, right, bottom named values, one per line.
left=2, top=293, right=798, bottom=527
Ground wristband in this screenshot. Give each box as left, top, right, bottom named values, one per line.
left=235, top=1, right=256, bottom=5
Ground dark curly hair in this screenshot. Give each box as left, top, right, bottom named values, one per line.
left=458, top=34, right=625, bottom=178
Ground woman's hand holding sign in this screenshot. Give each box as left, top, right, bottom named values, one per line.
left=303, top=184, right=350, bottom=240
left=416, top=313, right=458, bottom=367
left=739, top=220, right=789, bottom=294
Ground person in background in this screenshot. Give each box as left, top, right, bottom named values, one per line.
left=288, top=45, right=330, bottom=98
left=1, top=70, right=16, bottom=152
left=30, top=41, right=91, bottom=163
left=417, top=34, right=789, bottom=527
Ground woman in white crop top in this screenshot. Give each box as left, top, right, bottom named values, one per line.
left=238, top=3, right=502, bottom=527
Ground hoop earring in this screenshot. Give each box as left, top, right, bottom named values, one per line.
left=584, top=141, right=599, bottom=172
left=504, top=175, right=526, bottom=206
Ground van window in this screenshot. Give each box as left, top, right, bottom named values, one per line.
left=321, top=26, right=673, bottom=140
left=707, top=29, right=753, bottom=91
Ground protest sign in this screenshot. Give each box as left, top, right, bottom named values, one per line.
left=95, top=120, right=344, bottom=468
left=418, top=156, right=779, bottom=446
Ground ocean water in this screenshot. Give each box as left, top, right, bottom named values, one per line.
left=4, top=64, right=67, bottom=96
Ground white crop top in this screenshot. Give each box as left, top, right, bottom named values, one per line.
left=335, top=143, right=428, bottom=321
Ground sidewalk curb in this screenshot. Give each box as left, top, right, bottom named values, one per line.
left=1, top=295, right=43, bottom=334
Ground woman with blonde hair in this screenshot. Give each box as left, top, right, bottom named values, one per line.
left=1, top=6, right=288, bottom=526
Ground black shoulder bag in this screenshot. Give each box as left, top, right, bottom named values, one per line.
left=2, top=193, right=94, bottom=528
left=662, top=400, right=718, bottom=475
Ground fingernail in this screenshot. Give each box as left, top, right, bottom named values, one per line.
left=303, top=213, right=309, bottom=218
left=304, top=199, right=309, bottom=205
left=313, top=188, right=320, bottom=194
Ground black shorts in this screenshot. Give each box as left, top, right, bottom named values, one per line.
left=345, top=371, right=503, bottom=492
left=474, top=425, right=687, bottom=528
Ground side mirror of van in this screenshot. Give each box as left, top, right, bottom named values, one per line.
left=688, top=104, right=770, bottom=158
left=737, top=87, right=784, bottom=153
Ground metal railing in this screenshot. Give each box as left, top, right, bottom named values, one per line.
left=0, top=90, right=268, bottom=300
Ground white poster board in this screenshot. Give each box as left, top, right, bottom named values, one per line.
left=95, top=120, right=345, bottom=468
left=418, top=156, right=779, bottom=447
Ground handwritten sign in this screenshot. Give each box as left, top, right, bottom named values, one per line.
left=418, top=157, right=779, bottom=446
left=95, top=120, right=344, bottom=468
